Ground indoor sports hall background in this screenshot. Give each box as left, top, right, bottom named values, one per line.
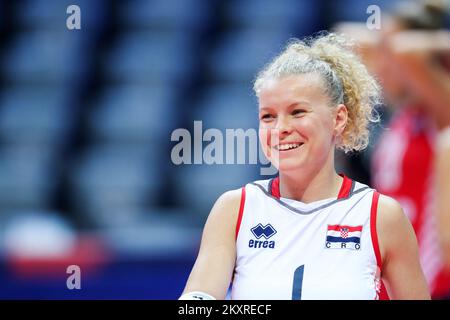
left=0, top=0, right=449, bottom=299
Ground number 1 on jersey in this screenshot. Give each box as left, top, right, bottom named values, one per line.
left=292, top=265, right=304, bottom=300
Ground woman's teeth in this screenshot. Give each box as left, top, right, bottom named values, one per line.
left=276, top=143, right=302, bottom=151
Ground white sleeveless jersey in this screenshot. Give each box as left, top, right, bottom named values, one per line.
left=231, top=176, right=385, bottom=300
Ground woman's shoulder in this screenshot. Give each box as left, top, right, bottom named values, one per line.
left=207, top=188, right=244, bottom=223
left=375, top=193, right=416, bottom=263
left=216, top=188, right=243, bottom=207
left=199, top=188, right=244, bottom=243
left=375, top=193, right=407, bottom=229
left=376, top=194, right=405, bottom=218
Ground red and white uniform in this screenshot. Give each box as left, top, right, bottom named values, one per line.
left=231, top=175, right=389, bottom=300
left=372, top=107, right=450, bottom=298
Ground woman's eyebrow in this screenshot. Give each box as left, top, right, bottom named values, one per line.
left=259, top=101, right=311, bottom=112
left=288, top=101, right=310, bottom=108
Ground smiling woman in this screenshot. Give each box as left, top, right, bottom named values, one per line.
left=180, top=32, right=430, bottom=300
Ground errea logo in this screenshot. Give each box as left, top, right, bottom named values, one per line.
left=249, top=223, right=276, bottom=249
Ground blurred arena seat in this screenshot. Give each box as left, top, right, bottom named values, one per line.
left=103, top=30, right=196, bottom=85
left=193, top=84, right=259, bottom=129
left=0, top=85, right=73, bottom=146
left=117, top=0, right=213, bottom=32
left=206, top=29, right=288, bottom=83
left=0, top=83, right=72, bottom=212
left=225, top=0, right=320, bottom=35
left=69, top=145, right=163, bottom=227
left=87, top=84, right=176, bottom=144
left=1, top=31, right=85, bottom=84
left=0, top=145, right=57, bottom=210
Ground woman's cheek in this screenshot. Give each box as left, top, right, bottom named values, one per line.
left=259, top=127, right=275, bottom=159
left=259, top=126, right=281, bottom=164
left=258, top=127, right=270, bottom=158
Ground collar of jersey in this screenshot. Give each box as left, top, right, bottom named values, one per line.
left=269, top=174, right=353, bottom=200
left=249, top=174, right=368, bottom=215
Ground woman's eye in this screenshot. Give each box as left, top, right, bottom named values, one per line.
left=292, top=109, right=306, bottom=116
left=260, top=114, right=274, bottom=121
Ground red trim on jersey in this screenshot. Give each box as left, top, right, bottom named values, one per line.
left=370, top=191, right=390, bottom=300
left=370, top=192, right=382, bottom=273
left=235, top=187, right=246, bottom=240
left=271, top=177, right=280, bottom=199
left=327, top=225, right=363, bottom=232
left=337, top=175, right=352, bottom=199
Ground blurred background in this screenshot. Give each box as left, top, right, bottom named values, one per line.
left=0, top=0, right=449, bottom=299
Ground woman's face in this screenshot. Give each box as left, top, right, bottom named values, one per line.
left=258, top=74, right=345, bottom=173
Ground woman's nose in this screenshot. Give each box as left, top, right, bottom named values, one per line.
left=276, top=116, right=292, bottom=136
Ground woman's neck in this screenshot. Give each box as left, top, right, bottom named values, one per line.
left=278, top=163, right=343, bottom=204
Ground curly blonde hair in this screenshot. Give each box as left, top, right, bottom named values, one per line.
left=254, top=32, right=381, bottom=153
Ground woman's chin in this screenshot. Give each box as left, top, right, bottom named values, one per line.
left=276, top=159, right=305, bottom=173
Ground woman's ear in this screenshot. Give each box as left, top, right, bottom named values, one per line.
left=334, top=104, right=348, bottom=137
